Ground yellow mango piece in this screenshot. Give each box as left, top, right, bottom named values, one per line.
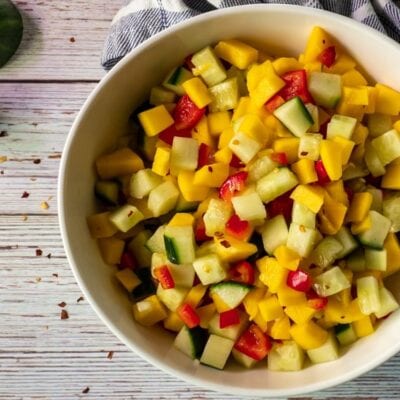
left=215, top=39, right=258, bottom=69
left=185, top=284, right=207, bottom=308
left=96, top=148, right=144, bottom=179
left=192, top=115, right=214, bottom=147
left=236, top=114, right=271, bottom=146
left=218, top=127, right=234, bottom=149
left=214, top=147, right=233, bottom=164
left=343, top=86, right=369, bottom=105
left=269, top=316, right=292, bottom=340
left=232, top=97, right=268, bottom=121
left=365, top=87, right=378, bottom=114
left=336, top=98, right=365, bottom=121
left=253, top=311, right=269, bottom=332
left=303, top=26, right=335, bottom=63
left=351, top=215, right=372, bottom=235
left=133, top=295, right=168, bottom=326
left=272, top=57, right=303, bottom=75
left=258, top=295, right=285, bottom=322
left=290, top=321, right=328, bottom=350
left=277, top=286, right=307, bottom=307
left=324, top=298, right=364, bottom=324
left=98, top=237, right=125, bottom=264
left=168, top=212, right=195, bottom=227
left=320, top=140, right=343, bottom=180
left=339, top=287, right=352, bottom=307
left=178, top=171, right=210, bottom=202
left=332, top=136, right=355, bottom=165
left=243, top=287, right=267, bottom=320
left=273, top=245, right=301, bottom=271
left=211, top=292, right=231, bottom=313
left=383, top=232, right=400, bottom=277
left=352, top=123, right=369, bottom=145
left=382, top=163, right=400, bottom=189
left=375, top=83, right=400, bottom=115
left=163, top=311, right=184, bottom=332
left=182, top=77, right=212, bottom=108
left=325, top=180, right=349, bottom=206
left=352, top=315, right=375, bottom=337
left=257, top=256, right=288, bottom=293
left=341, top=69, right=368, bottom=87
left=290, top=184, right=325, bottom=213
left=324, top=52, right=356, bottom=74
left=208, top=111, right=231, bottom=136
left=197, top=303, right=216, bottom=329
left=87, top=212, right=118, bottom=239
left=318, top=191, right=348, bottom=235
left=346, top=192, right=373, bottom=223
left=247, top=60, right=286, bottom=107
left=285, top=302, right=316, bottom=324
left=350, top=143, right=365, bottom=163
left=394, top=119, right=400, bottom=132
left=273, top=137, right=300, bottom=164
left=115, top=268, right=141, bottom=292
left=152, top=147, right=171, bottom=176
left=303, top=61, right=322, bottom=74
left=193, top=163, right=230, bottom=187
left=138, top=105, right=174, bottom=136
left=291, top=158, right=318, bottom=184
left=214, top=235, right=257, bottom=263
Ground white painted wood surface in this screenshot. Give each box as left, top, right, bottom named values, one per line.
left=1, top=1, right=400, bottom=399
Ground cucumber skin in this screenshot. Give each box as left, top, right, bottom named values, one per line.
left=131, top=268, right=156, bottom=301
left=190, top=327, right=209, bottom=358
left=164, top=235, right=179, bottom=264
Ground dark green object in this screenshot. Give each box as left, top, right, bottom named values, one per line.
left=0, top=0, right=23, bottom=68
left=164, top=235, right=178, bottom=264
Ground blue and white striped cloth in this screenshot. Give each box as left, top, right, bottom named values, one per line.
left=102, top=0, right=400, bottom=70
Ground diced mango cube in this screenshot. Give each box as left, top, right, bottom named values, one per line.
left=214, top=147, right=233, bottom=164
left=325, top=180, right=349, bottom=206
left=152, top=147, right=171, bottom=176
left=272, top=137, right=300, bottom=164
left=320, top=139, right=343, bottom=180
left=215, top=39, right=259, bottom=69
left=182, top=77, right=212, bottom=108
left=253, top=311, right=269, bottom=332
left=87, top=212, right=118, bottom=239
left=193, top=163, right=230, bottom=187
left=341, top=69, right=368, bottom=87
left=383, top=233, right=400, bottom=277
left=257, top=256, right=288, bottom=293
left=352, top=315, right=375, bottom=337
left=290, top=321, right=328, bottom=350
left=352, top=123, right=369, bottom=145
left=218, top=127, right=235, bottom=149
left=303, top=26, right=335, bottom=63
left=291, top=158, right=318, bottom=184
left=269, top=316, right=292, bottom=340
left=343, top=86, right=369, bottom=105
left=236, top=114, right=271, bottom=146
left=178, top=171, right=210, bottom=202
left=197, top=303, right=216, bottom=329
left=290, top=184, right=325, bottom=213
left=382, top=163, right=400, bottom=190
left=138, top=105, right=174, bottom=136
left=243, top=287, right=267, bottom=320
left=185, top=284, right=207, bottom=308
left=324, top=298, right=364, bottom=324
left=325, top=52, right=356, bottom=74
left=351, top=215, right=372, bottom=235
left=163, top=311, right=184, bottom=332
left=191, top=115, right=214, bottom=146
left=273, top=245, right=301, bottom=271
left=332, top=136, right=355, bottom=165
left=277, top=286, right=306, bottom=307
left=208, top=111, right=232, bottom=136
left=168, top=212, right=195, bottom=227
left=214, top=235, right=257, bottom=263
left=285, top=302, right=316, bottom=324
left=98, top=237, right=125, bottom=265
left=258, top=295, right=285, bottom=322
left=272, top=57, right=303, bottom=75
left=133, top=295, right=168, bottom=326
left=375, top=83, right=400, bottom=115
left=346, top=192, right=373, bottom=223
left=365, top=87, right=378, bottom=114
left=318, top=191, right=348, bottom=235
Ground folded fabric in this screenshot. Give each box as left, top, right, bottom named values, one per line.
left=102, top=0, right=400, bottom=70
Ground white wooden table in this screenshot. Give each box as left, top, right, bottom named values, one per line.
left=1, top=1, right=400, bottom=399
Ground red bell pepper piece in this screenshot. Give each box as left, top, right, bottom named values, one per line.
left=197, top=143, right=212, bottom=168
left=194, top=218, right=211, bottom=243
left=219, top=308, right=241, bottom=329
left=154, top=265, right=175, bottom=289
left=219, top=171, right=248, bottom=202
left=314, top=160, right=331, bottom=185
left=287, top=269, right=312, bottom=292
left=119, top=251, right=136, bottom=270
left=177, top=303, right=200, bottom=328
left=306, top=288, right=328, bottom=310
left=279, top=70, right=314, bottom=104
left=265, top=94, right=285, bottom=113
left=173, top=95, right=206, bottom=131
left=318, top=46, right=336, bottom=68
left=234, top=324, right=272, bottom=361
left=270, top=152, right=288, bottom=165
left=225, top=214, right=251, bottom=241
left=230, top=153, right=245, bottom=168
left=229, top=260, right=255, bottom=285
left=158, top=124, right=192, bottom=145
left=265, top=191, right=294, bottom=223
left=183, top=54, right=195, bottom=70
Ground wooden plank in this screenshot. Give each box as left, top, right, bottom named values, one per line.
left=0, top=0, right=122, bottom=80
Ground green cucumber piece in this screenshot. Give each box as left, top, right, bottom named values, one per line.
left=357, top=276, right=381, bottom=315
left=109, top=204, right=144, bottom=233
left=227, top=66, right=248, bottom=96
left=371, top=129, right=400, bottom=166
left=366, top=186, right=383, bottom=213
left=209, top=281, right=251, bottom=310
left=365, top=247, right=387, bottom=271
left=286, top=222, right=319, bottom=258
left=131, top=268, right=156, bottom=301
left=174, top=326, right=208, bottom=359
left=364, top=142, right=386, bottom=177
left=156, top=284, right=189, bottom=311
left=342, top=163, right=369, bottom=181
left=383, top=194, right=400, bottom=232
left=208, top=311, right=248, bottom=341
left=200, top=334, right=234, bottom=369
left=375, top=287, right=399, bottom=319
left=149, top=86, right=176, bottom=106
left=247, top=153, right=278, bottom=182
left=308, top=72, right=342, bottom=108
left=128, top=230, right=152, bottom=267
left=209, top=77, right=239, bottom=112
left=175, top=195, right=198, bottom=212
left=260, top=215, right=289, bottom=254
left=310, top=237, right=343, bottom=268
left=130, top=169, right=163, bottom=199
left=334, top=226, right=358, bottom=259
left=326, top=114, right=357, bottom=140
left=305, top=103, right=320, bottom=132
left=268, top=341, right=304, bottom=371
left=231, top=192, right=266, bottom=221
left=298, top=133, right=322, bottom=161
left=193, top=254, right=227, bottom=285
left=164, top=225, right=196, bottom=264
left=95, top=180, right=119, bottom=206
left=273, top=97, right=313, bottom=137
left=313, top=266, right=351, bottom=297
left=292, top=201, right=316, bottom=229
left=170, top=137, right=199, bottom=174
left=146, top=225, right=166, bottom=254
left=367, top=113, right=393, bottom=138
left=335, top=324, right=357, bottom=345
left=228, top=131, right=262, bottom=164
left=232, top=348, right=258, bottom=368
left=307, top=334, right=339, bottom=364
left=148, top=181, right=180, bottom=217
left=203, top=198, right=232, bottom=237
left=163, top=66, right=193, bottom=95
left=358, top=211, right=391, bottom=250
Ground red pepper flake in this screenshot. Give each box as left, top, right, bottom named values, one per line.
left=207, top=166, right=213, bottom=173
left=82, top=387, right=90, bottom=394
left=33, top=158, right=41, bottom=164
left=127, top=210, right=133, bottom=217
left=47, top=253, right=52, bottom=259
left=0, top=130, right=8, bottom=137
left=77, top=296, right=84, bottom=303
left=21, top=191, right=30, bottom=198
left=220, top=240, right=231, bottom=248
left=107, top=351, right=114, bottom=360
left=69, top=37, right=76, bottom=43
left=0, top=170, right=3, bottom=175
left=52, top=273, right=58, bottom=278
left=36, top=249, right=43, bottom=256
left=58, top=301, right=66, bottom=308
left=60, top=309, right=69, bottom=320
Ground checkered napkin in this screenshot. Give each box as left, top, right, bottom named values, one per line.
left=102, top=0, right=400, bottom=69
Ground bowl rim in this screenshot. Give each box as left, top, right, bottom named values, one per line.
left=58, top=3, right=400, bottom=397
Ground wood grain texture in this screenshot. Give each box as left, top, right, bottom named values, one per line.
left=1, top=1, right=400, bottom=399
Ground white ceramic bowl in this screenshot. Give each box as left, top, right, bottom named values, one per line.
left=59, top=5, right=400, bottom=397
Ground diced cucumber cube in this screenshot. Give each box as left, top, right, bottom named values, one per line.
left=174, top=326, right=208, bottom=359
left=168, top=263, right=196, bottom=288
left=342, top=163, right=369, bottom=181
left=308, top=72, right=342, bottom=109
left=170, top=137, right=199, bottom=174
left=260, top=215, right=289, bottom=254
left=130, top=169, right=163, bottom=199
left=313, top=266, right=351, bottom=297
left=307, top=334, right=339, bottom=364
left=209, top=281, right=251, bottom=310
left=286, top=223, right=318, bottom=258
left=247, top=153, right=278, bottom=182
left=357, top=276, right=381, bottom=315
left=327, top=114, right=357, bottom=140
left=305, top=103, right=320, bottom=132
left=95, top=180, right=119, bottom=206
left=128, top=230, right=152, bottom=267
left=364, top=142, right=386, bottom=177
left=203, top=198, right=232, bottom=237
left=273, top=97, right=313, bottom=137
left=231, top=192, right=266, bottom=221
left=298, top=133, right=322, bottom=161
left=157, top=284, right=189, bottom=311
left=148, top=181, right=180, bottom=217
left=146, top=225, right=166, bottom=254
left=163, top=66, right=193, bottom=95
left=200, top=334, right=234, bottom=369
left=232, top=348, right=258, bottom=368
left=149, top=86, right=176, bottom=106
left=193, top=254, right=227, bottom=285
left=365, top=248, right=387, bottom=271
left=292, top=201, right=316, bottom=229
left=229, top=131, right=262, bottom=164
left=358, top=211, right=391, bottom=250
left=256, top=167, right=298, bottom=203
left=367, top=113, right=393, bottom=138
left=175, top=194, right=198, bottom=212
left=335, top=324, right=357, bottom=346
left=367, top=186, right=383, bottom=213
left=310, top=237, right=343, bottom=268
left=371, top=129, right=400, bottom=166
left=268, top=341, right=304, bottom=371
left=375, top=287, right=399, bottom=318
left=195, top=240, right=218, bottom=258
left=334, top=226, right=358, bottom=259
left=208, top=311, right=248, bottom=341
left=164, top=225, right=196, bottom=264
left=346, top=248, right=366, bottom=272
left=109, top=204, right=144, bottom=233
left=383, top=194, right=400, bottom=232
left=209, top=77, right=239, bottom=112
